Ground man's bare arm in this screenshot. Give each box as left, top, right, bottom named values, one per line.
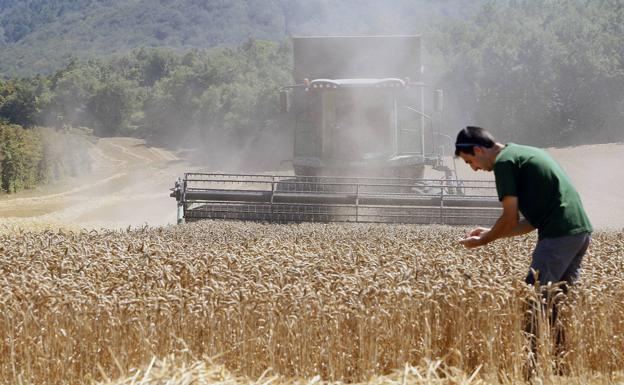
left=478, top=196, right=519, bottom=244
left=507, top=218, right=534, bottom=237
left=460, top=196, right=534, bottom=248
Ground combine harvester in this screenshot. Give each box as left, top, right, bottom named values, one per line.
left=171, top=36, right=500, bottom=225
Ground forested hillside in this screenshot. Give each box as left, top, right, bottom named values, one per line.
left=0, top=0, right=481, bottom=77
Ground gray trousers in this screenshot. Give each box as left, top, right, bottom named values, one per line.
left=525, top=232, right=591, bottom=287
left=523, top=231, right=591, bottom=377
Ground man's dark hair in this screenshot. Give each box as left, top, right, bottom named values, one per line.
left=454, top=126, right=496, bottom=156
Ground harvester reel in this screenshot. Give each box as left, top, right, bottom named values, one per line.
left=173, top=173, right=500, bottom=225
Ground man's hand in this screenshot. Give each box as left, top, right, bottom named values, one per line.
left=468, top=227, right=490, bottom=237
left=459, top=235, right=485, bottom=248
left=459, top=227, right=491, bottom=248
left=458, top=196, right=522, bottom=249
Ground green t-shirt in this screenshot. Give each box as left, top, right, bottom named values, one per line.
left=493, top=143, right=592, bottom=239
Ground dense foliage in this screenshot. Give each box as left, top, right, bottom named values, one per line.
left=0, top=124, right=91, bottom=193
left=434, top=0, right=624, bottom=146
left=0, top=123, right=41, bottom=192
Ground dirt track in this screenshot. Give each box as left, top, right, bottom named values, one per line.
left=0, top=139, right=622, bottom=231
left=0, top=137, right=191, bottom=231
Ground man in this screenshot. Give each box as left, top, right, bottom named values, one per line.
left=455, top=126, right=591, bottom=283
left=454, top=126, right=592, bottom=374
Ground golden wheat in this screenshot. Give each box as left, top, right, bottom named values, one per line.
left=0, top=222, right=622, bottom=384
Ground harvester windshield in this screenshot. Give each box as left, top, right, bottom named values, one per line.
left=323, top=87, right=393, bottom=161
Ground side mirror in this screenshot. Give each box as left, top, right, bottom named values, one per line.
left=280, top=90, right=291, bottom=113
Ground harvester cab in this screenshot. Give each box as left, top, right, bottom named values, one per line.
left=171, top=36, right=500, bottom=225
left=285, top=36, right=438, bottom=179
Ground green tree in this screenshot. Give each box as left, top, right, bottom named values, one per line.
left=434, top=0, right=624, bottom=145
left=0, top=79, right=38, bottom=127
left=0, top=123, right=43, bottom=193
left=86, top=75, right=137, bottom=136
left=47, top=60, right=101, bottom=128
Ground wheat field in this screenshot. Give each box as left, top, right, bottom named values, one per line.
left=1, top=221, right=623, bottom=384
